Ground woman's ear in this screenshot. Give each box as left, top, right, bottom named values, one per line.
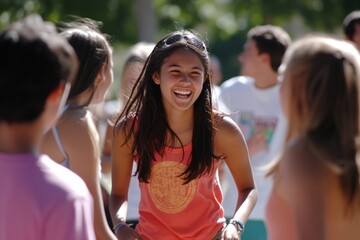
left=260, top=52, right=271, bottom=64
left=152, top=72, right=160, bottom=85
left=95, top=63, right=107, bottom=86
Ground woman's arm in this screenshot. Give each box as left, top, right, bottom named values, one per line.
left=215, top=116, right=257, bottom=238
left=101, top=123, right=114, bottom=174
left=65, top=112, right=116, bottom=240
left=109, top=121, right=142, bottom=240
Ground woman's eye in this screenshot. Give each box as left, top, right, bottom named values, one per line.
left=191, top=72, right=201, bottom=77
left=170, top=70, right=181, bottom=75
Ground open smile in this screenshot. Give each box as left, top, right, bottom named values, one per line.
left=173, top=89, right=192, bottom=98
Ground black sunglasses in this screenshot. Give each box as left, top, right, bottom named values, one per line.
left=162, top=33, right=206, bottom=52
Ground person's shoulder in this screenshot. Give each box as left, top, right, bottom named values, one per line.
left=213, top=113, right=247, bottom=154
left=220, top=76, right=255, bottom=95
left=57, top=108, right=87, bottom=131
left=114, top=113, right=137, bottom=131
left=221, top=76, right=254, bottom=88
left=214, top=113, right=242, bottom=139
left=113, top=114, right=136, bottom=144
left=58, top=109, right=96, bottom=143
left=281, top=138, right=321, bottom=177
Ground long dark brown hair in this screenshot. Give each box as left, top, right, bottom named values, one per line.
left=114, top=30, right=218, bottom=184
left=59, top=17, right=112, bottom=108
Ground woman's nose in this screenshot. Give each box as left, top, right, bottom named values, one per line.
left=179, top=73, right=191, bottom=83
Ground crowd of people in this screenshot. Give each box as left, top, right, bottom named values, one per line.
left=1, top=9, right=360, bottom=240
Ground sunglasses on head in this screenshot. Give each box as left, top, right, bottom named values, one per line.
left=162, top=33, right=206, bottom=52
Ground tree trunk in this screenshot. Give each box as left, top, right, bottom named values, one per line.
left=134, top=0, right=158, bottom=42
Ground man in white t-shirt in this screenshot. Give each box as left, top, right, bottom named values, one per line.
left=219, top=24, right=291, bottom=240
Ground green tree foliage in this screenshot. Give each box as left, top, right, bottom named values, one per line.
left=0, top=0, right=41, bottom=29
left=0, top=0, right=138, bottom=43
left=2, top=0, right=360, bottom=42
left=1, top=0, right=360, bottom=79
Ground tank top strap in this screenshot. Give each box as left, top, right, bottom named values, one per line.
left=52, top=127, right=69, bottom=167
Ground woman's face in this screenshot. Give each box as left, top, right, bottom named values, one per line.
left=238, top=39, right=263, bottom=77
left=152, top=48, right=205, bottom=113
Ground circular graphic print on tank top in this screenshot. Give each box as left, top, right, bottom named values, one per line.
left=148, top=161, right=197, bottom=214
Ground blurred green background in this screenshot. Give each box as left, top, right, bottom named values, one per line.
left=1, top=0, right=360, bottom=99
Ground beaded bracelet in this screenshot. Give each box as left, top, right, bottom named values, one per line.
left=228, top=219, right=245, bottom=235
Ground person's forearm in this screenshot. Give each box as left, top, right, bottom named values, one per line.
left=232, top=188, right=258, bottom=223
left=109, top=194, right=128, bottom=226
left=90, top=182, right=117, bottom=240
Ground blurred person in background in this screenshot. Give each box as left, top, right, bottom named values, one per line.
left=40, top=17, right=116, bottom=240
left=219, top=24, right=291, bottom=240
left=210, top=54, right=223, bottom=104
left=210, top=54, right=229, bottom=193
left=266, top=35, right=360, bottom=240
left=343, top=10, right=360, bottom=51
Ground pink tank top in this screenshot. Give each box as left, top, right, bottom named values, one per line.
left=265, top=187, right=297, bottom=240
left=135, top=143, right=225, bottom=239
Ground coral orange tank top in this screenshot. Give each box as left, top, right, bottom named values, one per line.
left=135, top=143, right=225, bottom=239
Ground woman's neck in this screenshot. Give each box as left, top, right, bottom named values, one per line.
left=166, top=110, right=194, bottom=147
left=66, top=89, right=93, bottom=108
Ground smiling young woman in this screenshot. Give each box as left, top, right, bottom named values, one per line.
left=110, top=30, right=257, bottom=240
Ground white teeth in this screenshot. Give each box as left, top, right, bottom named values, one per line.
left=174, top=90, right=191, bottom=95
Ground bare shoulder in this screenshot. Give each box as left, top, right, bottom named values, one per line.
left=112, top=116, right=135, bottom=169
left=213, top=113, right=247, bottom=156
left=60, top=110, right=94, bottom=140
left=280, top=139, right=323, bottom=183
left=213, top=113, right=253, bottom=190
left=214, top=114, right=244, bottom=142
left=113, top=116, right=135, bottom=148
left=57, top=109, right=99, bottom=158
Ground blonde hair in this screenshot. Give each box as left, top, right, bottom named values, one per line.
left=269, top=35, right=360, bottom=204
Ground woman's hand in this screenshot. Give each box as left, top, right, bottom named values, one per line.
left=114, top=224, right=143, bottom=240
left=221, top=223, right=241, bottom=240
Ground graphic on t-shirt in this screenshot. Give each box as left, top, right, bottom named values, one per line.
left=148, top=161, right=197, bottom=214
left=236, top=111, right=278, bottom=146
left=236, top=111, right=253, bottom=139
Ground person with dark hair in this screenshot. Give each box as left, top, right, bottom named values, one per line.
left=219, top=24, right=291, bottom=239
left=0, top=14, right=95, bottom=240
left=110, top=30, right=257, bottom=239
left=40, top=17, right=116, bottom=240
left=266, top=35, right=360, bottom=240
left=343, top=10, right=360, bottom=50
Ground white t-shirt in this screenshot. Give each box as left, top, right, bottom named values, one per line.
left=219, top=76, right=287, bottom=220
